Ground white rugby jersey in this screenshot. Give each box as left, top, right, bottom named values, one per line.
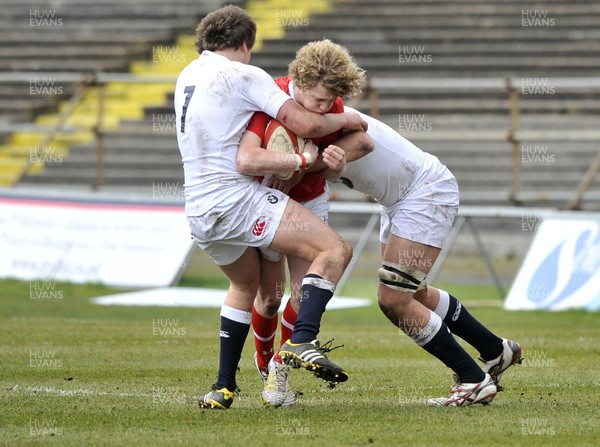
left=174, top=51, right=291, bottom=216
left=340, top=107, right=452, bottom=207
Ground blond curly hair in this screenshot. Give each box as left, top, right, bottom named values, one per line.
left=288, top=39, right=365, bottom=99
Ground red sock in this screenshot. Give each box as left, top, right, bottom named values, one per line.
left=280, top=299, right=298, bottom=348
left=252, top=306, right=278, bottom=371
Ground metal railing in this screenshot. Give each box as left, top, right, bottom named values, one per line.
left=0, top=71, right=176, bottom=189
left=1, top=72, right=600, bottom=206
left=329, top=201, right=557, bottom=297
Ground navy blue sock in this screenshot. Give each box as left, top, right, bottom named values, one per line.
left=444, top=294, right=503, bottom=361
left=422, top=322, right=486, bottom=384
left=290, top=274, right=334, bottom=344
left=215, top=313, right=250, bottom=390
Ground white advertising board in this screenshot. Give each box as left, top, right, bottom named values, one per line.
left=0, top=196, right=194, bottom=287
left=505, top=212, right=600, bottom=311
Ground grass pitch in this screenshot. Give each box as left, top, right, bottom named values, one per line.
left=1, top=277, right=599, bottom=447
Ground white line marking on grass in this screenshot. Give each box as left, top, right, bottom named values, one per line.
left=12, top=385, right=194, bottom=399
left=22, top=385, right=153, bottom=397
left=91, top=287, right=371, bottom=310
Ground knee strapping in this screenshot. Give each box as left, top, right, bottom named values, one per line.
left=378, top=261, right=427, bottom=293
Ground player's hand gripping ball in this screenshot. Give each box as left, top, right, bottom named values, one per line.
left=263, top=119, right=306, bottom=180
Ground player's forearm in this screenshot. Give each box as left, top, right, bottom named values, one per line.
left=276, top=101, right=367, bottom=138
left=306, top=155, right=327, bottom=173
left=276, top=101, right=335, bottom=137
left=236, top=145, right=300, bottom=176
left=332, top=131, right=374, bottom=162
left=307, top=131, right=373, bottom=177
left=323, top=166, right=345, bottom=183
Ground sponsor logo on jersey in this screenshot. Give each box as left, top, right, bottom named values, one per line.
left=267, top=194, right=279, bottom=204
left=252, top=218, right=268, bottom=237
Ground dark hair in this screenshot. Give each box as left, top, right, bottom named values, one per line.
left=195, top=5, right=256, bottom=54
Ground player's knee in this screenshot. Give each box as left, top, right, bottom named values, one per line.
left=322, top=237, right=352, bottom=269
left=230, top=275, right=260, bottom=296
left=288, top=292, right=301, bottom=311
left=377, top=285, right=411, bottom=315
left=377, top=261, right=427, bottom=292
left=376, top=261, right=427, bottom=308
left=412, top=286, right=431, bottom=304
left=261, top=298, right=281, bottom=316
left=256, top=288, right=284, bottom=316
left=336, top=238, right=353, bottom=267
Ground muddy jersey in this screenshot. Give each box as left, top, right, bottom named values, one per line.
left=174, top=51, right=291, bottom=216
left=340, top=106, right=452, bottom=207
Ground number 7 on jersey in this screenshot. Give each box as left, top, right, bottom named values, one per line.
left=180, top=85, right=196, bottom=133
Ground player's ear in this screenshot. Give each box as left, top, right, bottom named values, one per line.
left=241, top=41, right=251, bottom=54
left=239, top=41, right=252, bottom=63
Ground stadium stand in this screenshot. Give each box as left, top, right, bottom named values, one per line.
left=0, top=0, right=225, bottom=185
left=1, top=0, right=599, bottom=210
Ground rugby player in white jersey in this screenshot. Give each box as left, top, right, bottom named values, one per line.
left=248, top=103, right=523, bottom=407
left=324, top=107, right=523, bottom=406
left=174, top=5, right=368, bottom=410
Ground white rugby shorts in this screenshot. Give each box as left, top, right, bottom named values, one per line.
left=380, top=171, right=459, bottom=249
left=187, top=183, right=289, bottom=265
left=302, top=183, right=330, bottom=223
left=258, top=183, right=331, bottom=262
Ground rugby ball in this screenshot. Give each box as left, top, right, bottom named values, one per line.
left=263, top=119, right=305, bottom=180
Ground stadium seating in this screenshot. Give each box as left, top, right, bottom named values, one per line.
left=2, top=0, right=599, bottom=209
left=250, top=0, right=600, bottom=207
left=0, top=0, right=223, bottom=184
left=0, top=0, right=214, bottom=125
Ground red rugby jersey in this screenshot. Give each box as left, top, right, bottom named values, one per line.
left=245, top=76, right=344, bottom=202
